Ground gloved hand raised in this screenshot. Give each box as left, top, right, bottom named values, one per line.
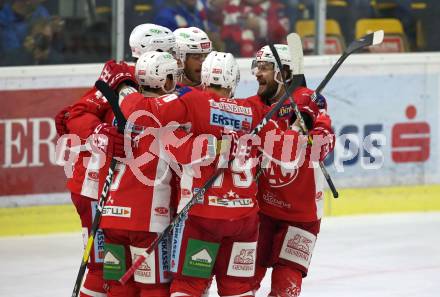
left=98, top=60, right=138, bottom=91
left=54, top=105, right=72, bottom=137
left=90, top=123, right=126, bottom=158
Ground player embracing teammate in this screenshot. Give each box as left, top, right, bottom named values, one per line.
left=119, top=49, right=308, bottom=297
left=55, top=23, right=179, bottom=297
left=250, top=44, right=335, bottom=296
left=55, top=22, right=335, bottom=297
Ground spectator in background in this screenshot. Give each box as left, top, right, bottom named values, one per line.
left=153, top=0, right=206, bottom=31
left=0, top=0, right=50, bottom=53
left=371, top=0, right=416, bottom=50
left=221, top=0, right=290, bottom=57
left=81, top=21, right=111, bottom=63
left=0, top=18, right=63, bottom=65
left=200, top=0, right=227, bottom=51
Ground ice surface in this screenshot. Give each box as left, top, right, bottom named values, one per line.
left=1, top=213, right=439, bottom=297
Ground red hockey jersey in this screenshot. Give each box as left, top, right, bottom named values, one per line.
left=132, top=87, right=303, bottom=221
left=99, top=91, right=213, bottom=232
left=64, top=64, right=136, bottom=199
left=65, top=87, right=111, bottom=199
left=257, top=87, right=335, bottom=222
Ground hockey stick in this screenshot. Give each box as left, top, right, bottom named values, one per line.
left=71, top=82, right=126, bottom=297
left=310, top=30, right=384, bottom=97
left=100, top=76, right=305, bottom=285
left=286, top=30, right=383, bottom=197
left=269, top=41, right=339, bottom=198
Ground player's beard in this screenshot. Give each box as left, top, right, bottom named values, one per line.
left=258, top=80, right=279, bottom=105
left=184, top=68, right=201, bottom=86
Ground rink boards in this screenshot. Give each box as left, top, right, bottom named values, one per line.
left=1, top=53, right=440, bottom=209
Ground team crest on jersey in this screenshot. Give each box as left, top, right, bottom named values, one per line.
left=209, top=99, right=253, bottom=132
left=262, top=158, right=299, bottom=188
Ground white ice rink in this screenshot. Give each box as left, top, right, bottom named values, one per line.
left=1, top=213, right=439, bottom=297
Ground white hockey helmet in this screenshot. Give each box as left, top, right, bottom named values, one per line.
left=252, top=44, right=294, bottom=84
left=201, top=51, right=240, bottom=96
left=135, top=51, right=178, bottom=93
left=129, top=24, right=176, bottom=58
left=173, top=27, right=212, bottom=62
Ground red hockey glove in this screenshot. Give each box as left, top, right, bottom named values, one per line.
left=55, top=105, right=72, bottom=137
left=98, top=60, right=138, bottom=91
left=309, top=112, right=335, bottom=161
left=290, top=92, right=320, bottom=131
left=91, top=123, right=126, bottom=158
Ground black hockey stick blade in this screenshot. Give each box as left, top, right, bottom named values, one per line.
left=315, top=30, right=384, bottom=95
left=95, top=80, right=127, bottom=133
left=346, top=30, right=384, bottom=54
left=269, top=43, right=339, bottom=198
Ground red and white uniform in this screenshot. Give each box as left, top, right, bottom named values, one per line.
left=65, top=86, right=111, bottom=297
left=67, top=87, right=111, bottom=199
left=253, top=87, right=335, bottom=297
left=67, top=63, right=136, bottom=199
left=100, top=92, right=173, bottom=233
left=62, top=61, right=136, bottom=297
left=100, top=91, right=212, bottom=297
left=150, top=88, right=269, bottom=220
left=99, top=92, right=171, bottom=297
left=258, top=87, right=334, bottom=223
left=129, top=86, right=303, bottom=297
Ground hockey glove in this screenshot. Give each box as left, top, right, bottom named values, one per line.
left=55, top=105, right=72, bottom=137
left=98, top=60, right=138, bottom=91
left=309, top=112, right=335, bottom=161
left=290, top=91, right=320, bottom=130
left=91, top=123, right=126, bottom=158
left=314, top=93, right=327, bottom=110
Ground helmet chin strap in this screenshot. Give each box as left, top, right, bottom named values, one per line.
left=180, top=69, right=200, bottom=87
left=272, top=81, right=284, bottom=103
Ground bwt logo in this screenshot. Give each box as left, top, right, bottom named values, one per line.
left=324, top=105, right=430, bottom=171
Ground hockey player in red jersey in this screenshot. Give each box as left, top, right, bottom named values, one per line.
left=121, top=51, right=308, bottom=297
left=99, top=51, right=185, bottom=297
left=56, top=62, right=136, bottom=297
left=250, top=44, right=335, bottom=297
left=173, top=27, right=212, bottom=87
left=54, top=24, right=176, bottom=297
